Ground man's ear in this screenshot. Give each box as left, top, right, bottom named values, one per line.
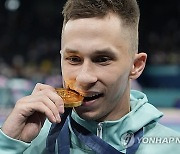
left=129, top=52, right=147, bottom=79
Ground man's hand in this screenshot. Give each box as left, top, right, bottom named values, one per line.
left=1, top=83, right=64, bottom=142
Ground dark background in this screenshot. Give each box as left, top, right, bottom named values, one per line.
left=0, top=0, right=180, bottom=90
left=0, top=0, right=180, bottom=64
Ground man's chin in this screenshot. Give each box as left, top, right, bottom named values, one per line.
left=74, top=108, right=102, bottom=121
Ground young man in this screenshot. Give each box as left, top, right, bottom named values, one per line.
left=0, top=0, right=180, bottom=153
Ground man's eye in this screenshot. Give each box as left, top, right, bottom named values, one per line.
left=94, top=56, right=112, bottom=64
left=66, top=56, right=82, bottom=64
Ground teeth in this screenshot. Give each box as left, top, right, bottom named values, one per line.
left=92, top=94, right=98, bottom=97
left=69, top=89, right=101, bottom=97
left=68, top=87, right=101, bottom=98
left=86, top=93, right=100, bottom=98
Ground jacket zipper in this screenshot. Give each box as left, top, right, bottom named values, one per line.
left=97, top=123, right=103, bottom=139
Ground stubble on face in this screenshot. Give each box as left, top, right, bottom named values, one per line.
left=61, top=13, right=134, bottom=122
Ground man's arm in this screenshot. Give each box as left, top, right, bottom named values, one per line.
left=0, top=129, right=30, bottom=154
left=0, top=83, right=64, bottom=153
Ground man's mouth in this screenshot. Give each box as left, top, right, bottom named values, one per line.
left=68, top=87, right=104, bottom=104
left=83, top=93, right=104, bottom=102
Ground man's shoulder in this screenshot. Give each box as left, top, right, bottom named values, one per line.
left=145, top=121, right=180, bottom=137
left=138, top=122, right=180, bottom=154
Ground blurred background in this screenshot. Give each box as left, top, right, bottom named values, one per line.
left=0, top=0, right=180, bottom=131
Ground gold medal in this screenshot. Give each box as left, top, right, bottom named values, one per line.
left=55, top=88, right=83, bottom=107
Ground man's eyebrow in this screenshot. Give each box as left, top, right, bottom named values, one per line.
left=62, top=48, right=118, bottom=58
left=63, top=48, right=79, bottom=54
left=93, top=49, right=118, bottom=58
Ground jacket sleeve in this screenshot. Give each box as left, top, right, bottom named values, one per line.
left=0, top=129, right=30, bottom=154
left=0, top=120, right=51, bottom=154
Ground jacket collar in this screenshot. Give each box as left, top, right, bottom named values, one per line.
left=70, top=90, right=163, bottom=151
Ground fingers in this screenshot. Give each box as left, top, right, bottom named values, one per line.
left=33, top=82, right=65, bottom=113
left=32, top=89, right=65, bottom=114
left=15, top=83, right=65, bottom=123
left=32, top=83, right=56, bottom=94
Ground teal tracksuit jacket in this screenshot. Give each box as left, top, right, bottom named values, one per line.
left=0, top=90, right=180, bottom=154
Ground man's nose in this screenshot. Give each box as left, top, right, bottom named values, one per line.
left=76, top=63, right=97, bottom=88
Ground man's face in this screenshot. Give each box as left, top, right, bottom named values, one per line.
left=61, top=13, right=134, bottom=121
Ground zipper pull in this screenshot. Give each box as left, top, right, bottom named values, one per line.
left=97, top=123, right=103, bottom=139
